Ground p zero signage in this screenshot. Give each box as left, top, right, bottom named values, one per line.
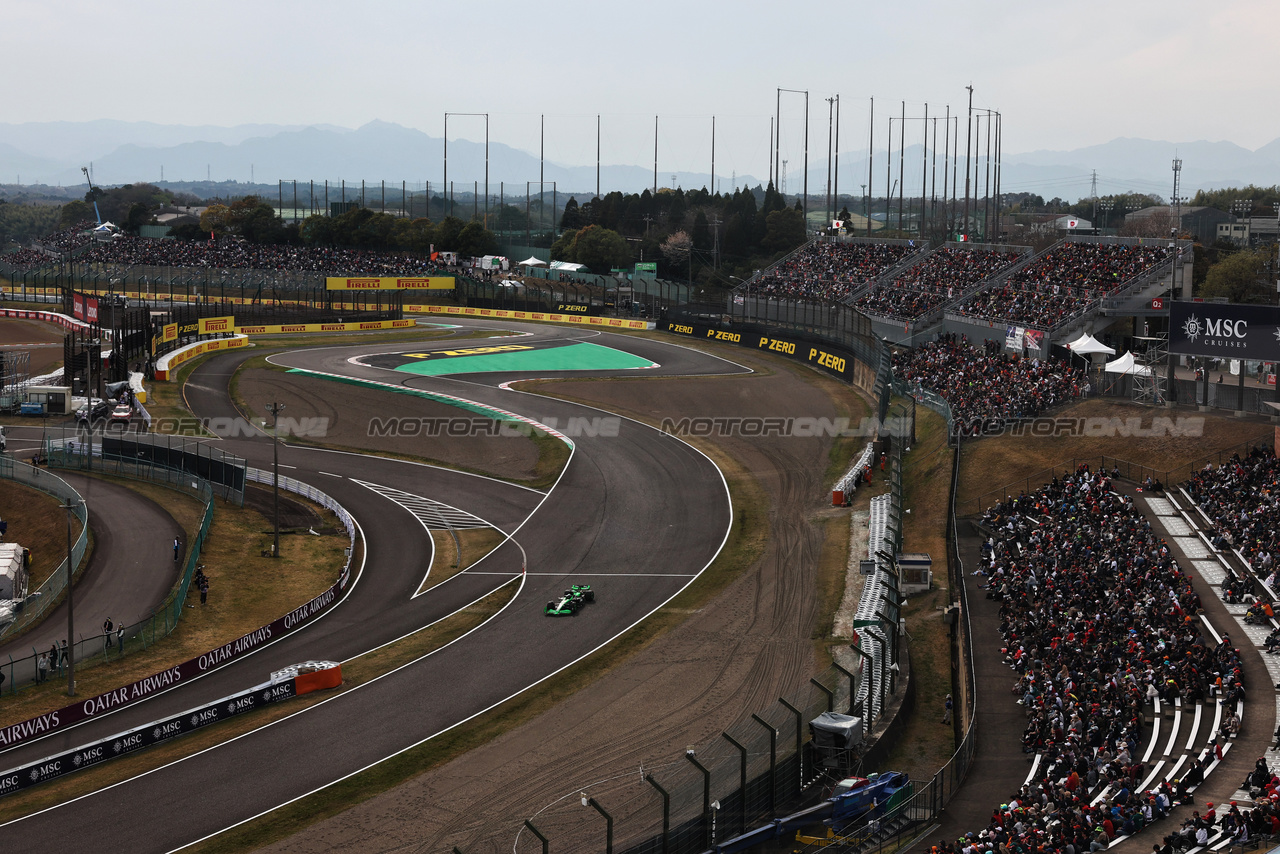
left=664, top=322, right=857, bottom=382
left=1169, top=301, right=1280, bottom=361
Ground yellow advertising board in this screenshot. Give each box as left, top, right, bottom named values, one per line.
left=324, top=277, right=455, bottom=291
left=407, top=304, right=653, bottom=331
left=155, top=336, right=248, bottom=380
left=162, top=322, right=178, bottom=343
left=235, top=318, right=416, bottom=335
left=198, top=315, right=235, bottom=335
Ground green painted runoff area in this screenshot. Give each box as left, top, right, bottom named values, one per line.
left=392, top=341, right=655, bottom=376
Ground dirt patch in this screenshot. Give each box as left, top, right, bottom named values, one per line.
left=0, top=317, right=65, bottom=378
left=957, top=398, right=1274, bottom=514
left=241, top=483, right=325, bottom=532
left=234, top=368, right=545, bottom=483
left=0, top=481, right=78, bottom=592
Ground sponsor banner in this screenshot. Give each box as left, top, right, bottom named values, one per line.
left=325, top=276, right=455, bottom=291
left=198, top=315, right=235, bottom=335
left=162, top=322, right=178, bottom=343
left=411, top=304, right=653, bottom=330
left=235, top=318, right=416, bottom=335
left=155, top=336, right=249, bottom=381
left=176, top=319, right=201, bottom=337
left=85, top=297, right=99, bottom=324
left=72, top=293, right=84, bottom=320
left=0, top=575, right=343, bottom=751
left=1169, top=301, right=1280, bottom=360
left=0, top=680, right=297, bottom=798
left=1024, top=329, right=1045, bottom=351
left=663, top=321, right=857, bottom=381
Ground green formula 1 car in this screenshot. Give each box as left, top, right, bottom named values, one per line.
left=545, top=584, right=596, bottom=616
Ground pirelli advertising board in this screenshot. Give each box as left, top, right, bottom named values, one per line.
left=199, top=315, right=235, bottom=335
left=1169, top=301, right=1280, bottom=361
left=664, top=322, right=857, bottom=382
left=325, top=277, right=455, bottom=291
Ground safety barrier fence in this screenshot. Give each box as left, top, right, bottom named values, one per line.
left=0, top=457, right=211, bottom=697
left=0, top=460, right=90, bottom=647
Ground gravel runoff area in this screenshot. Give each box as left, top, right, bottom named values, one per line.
left=252, top=342, right=866, bottom=853
left=0, top=317, right=65, bottom=380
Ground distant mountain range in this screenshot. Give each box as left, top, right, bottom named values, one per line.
left=1, top=120, right=1277, bottom=202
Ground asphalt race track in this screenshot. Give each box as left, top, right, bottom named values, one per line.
left=0, top=321, right=750, bottom=851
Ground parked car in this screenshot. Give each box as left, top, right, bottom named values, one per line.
left=108, top=403, right=133, bottom=426
left=75, top=399, right=110, bottom=425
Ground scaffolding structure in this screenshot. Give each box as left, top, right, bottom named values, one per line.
left=0, top=349, right=32, bottom=412
left=1132, top=333, right=1168, bottom=405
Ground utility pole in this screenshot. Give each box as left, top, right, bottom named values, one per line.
left=63, top=496, right=78, bottom=695
left=266, top=401, right=285, bottom=558
left=1091, top=170, right=1098, bottom=227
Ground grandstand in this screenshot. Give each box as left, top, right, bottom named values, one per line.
left=735, top=233, right=1192, bottom=356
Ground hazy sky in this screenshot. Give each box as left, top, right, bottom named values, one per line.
left=7, top=0, right=1278, bottom=179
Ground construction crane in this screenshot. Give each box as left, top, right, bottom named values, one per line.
left=81, top=165, right=103, bottom=224
left=81, top=166, right=120, bottom=241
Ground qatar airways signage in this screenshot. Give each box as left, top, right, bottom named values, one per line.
left=1169, top=301, right=1280, bottom=361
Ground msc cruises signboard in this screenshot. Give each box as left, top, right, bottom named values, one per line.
left=1168, top=301, right=1280, bottom=361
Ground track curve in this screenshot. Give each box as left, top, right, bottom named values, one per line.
left=0, top=321, right=745, bottom=852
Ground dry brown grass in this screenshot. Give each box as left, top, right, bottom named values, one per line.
left=882, top=402, right=958, bottom=777
left=957, top=399, right=1274, bottom=515
left=0, top=481, right=82, bottom=589
left=0, top=490, right=343, bottom=728
left=420, top=527, right=506, bottom=594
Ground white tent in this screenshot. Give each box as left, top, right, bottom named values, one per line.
left=549, top=260, right=586, bottom=272
left=519, top=256, right=547, bottom=267
left=1104, top=351, right=1152, bottom=376
left=1065, top=333, right=1115, bottom=356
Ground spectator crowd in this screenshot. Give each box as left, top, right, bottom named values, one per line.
left=752, top=241, right=917, bottom=301
left=893, top=334, right=1086, bottom=424
left=930, top=462, right=1248, bottom=853
left=7, top=232, right=445, bottom=277
left=1184, top=447, right=1279, bottom=574
left=853, top=247, right=1022, bottom=321
left=953, top=242, right=1172, bottom=330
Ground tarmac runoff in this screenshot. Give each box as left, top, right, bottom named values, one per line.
left=380, top=340, right=659, bottom=377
